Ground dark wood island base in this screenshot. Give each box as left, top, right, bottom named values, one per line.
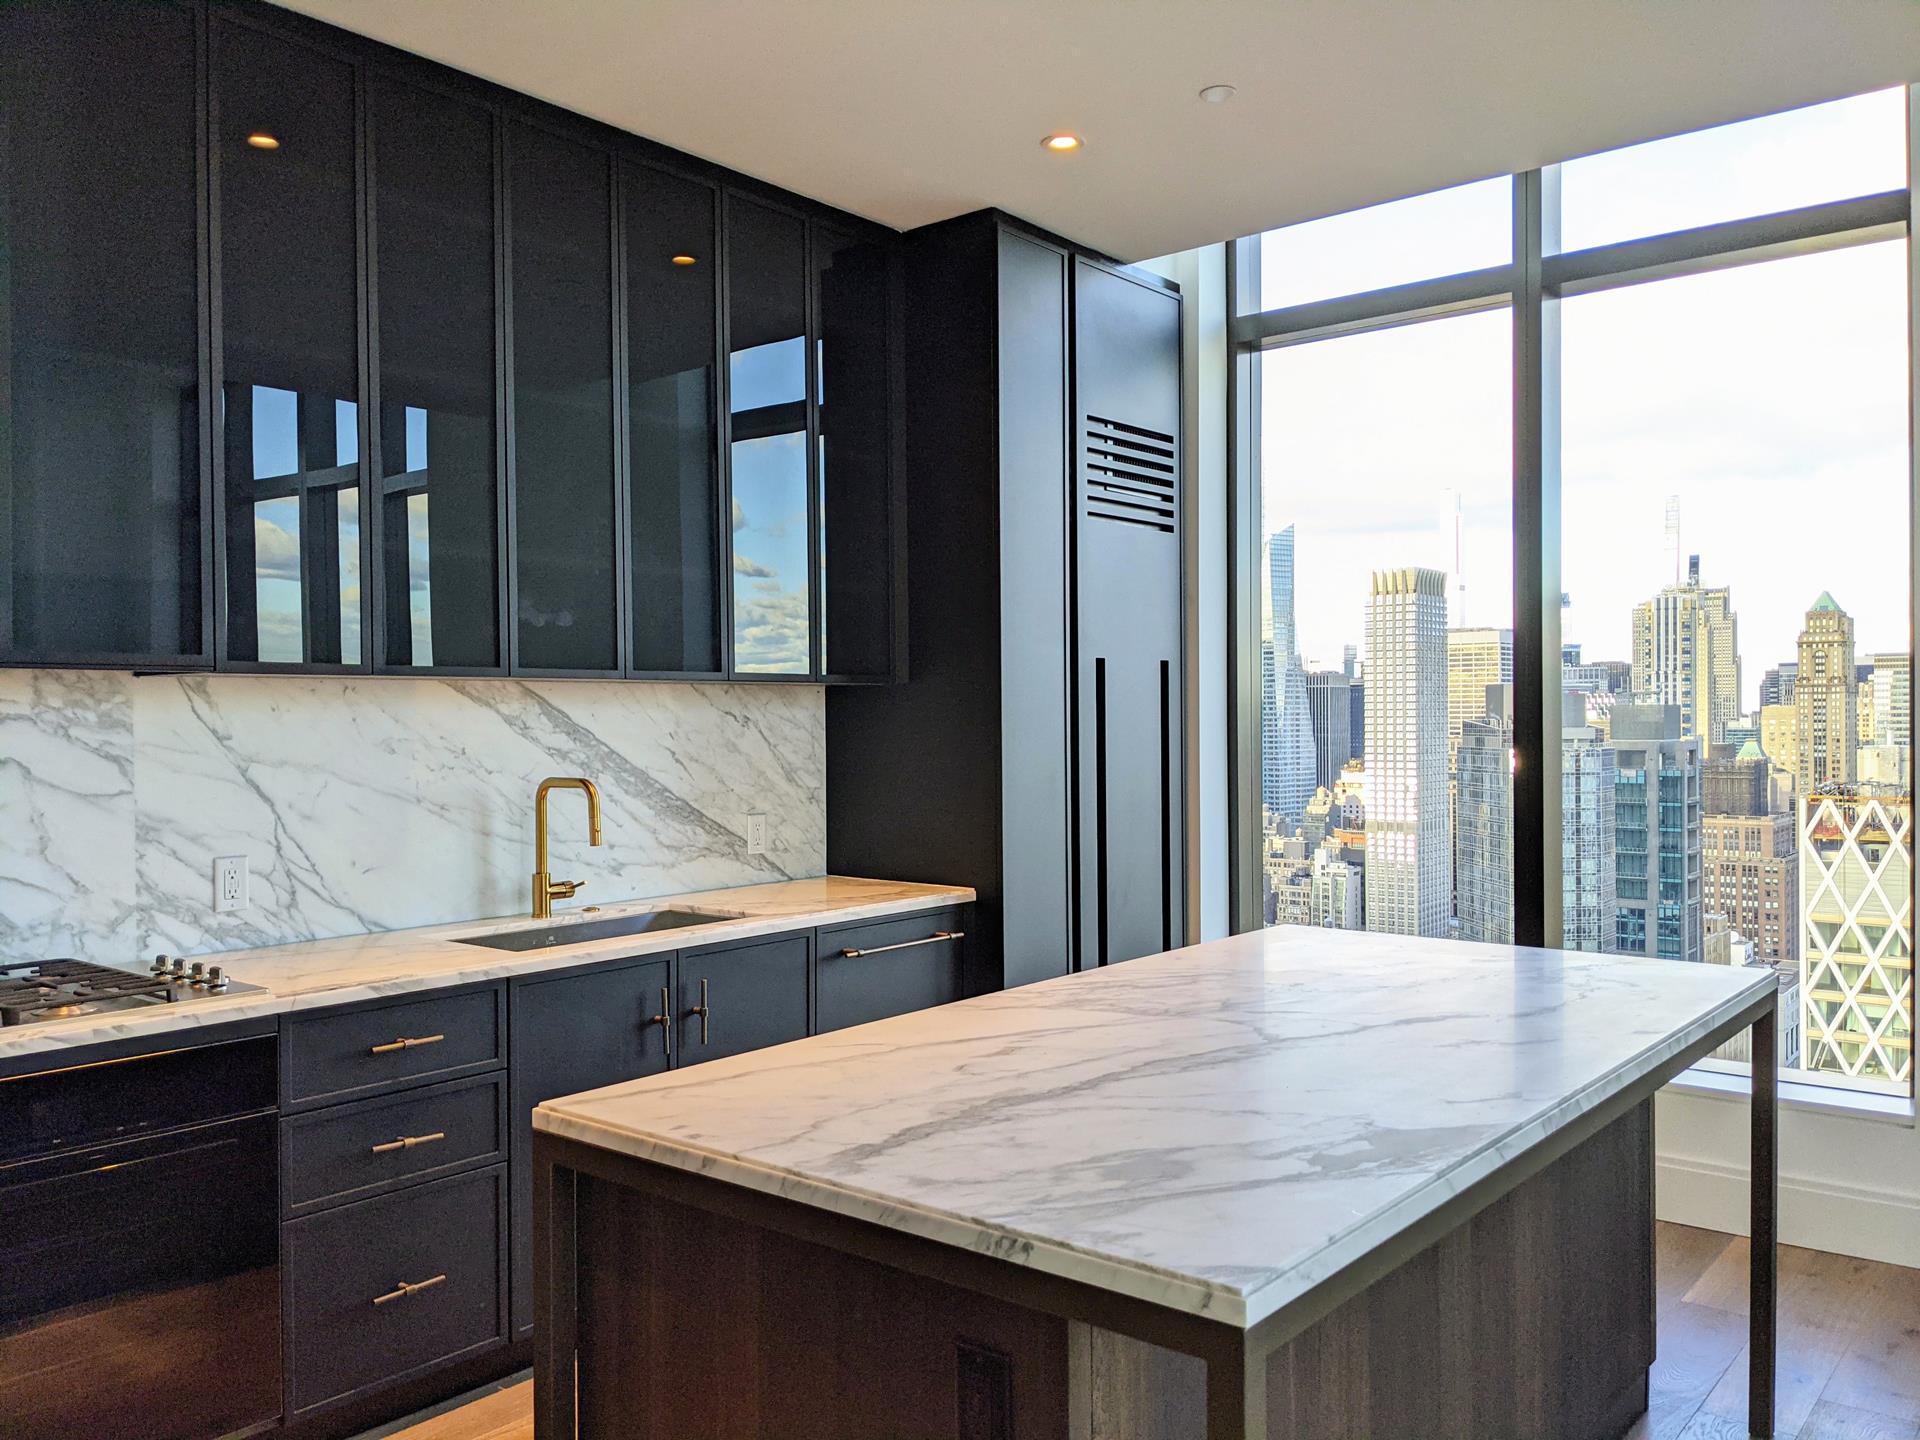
left=538, top=1099, right=1662, bottom=1440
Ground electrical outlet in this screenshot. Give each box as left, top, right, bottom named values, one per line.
left=745, top=814, right=768, bottom=856
left=213, top=855, right=250, bottom=913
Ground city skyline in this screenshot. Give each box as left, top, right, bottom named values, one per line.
left=1259, top=90, right=1910, bottom=704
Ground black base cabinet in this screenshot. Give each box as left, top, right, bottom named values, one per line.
left=677, top=932, right=813, bottom=1064
left=507, top=955, right=673, bottom=1337
left=0, top=903, right=972, bottom=1439
left=283, top=1166, right=509, bottom=1418
left=817, top=907, right=966, bottom=1033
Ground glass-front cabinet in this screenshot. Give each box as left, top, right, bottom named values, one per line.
left=725, top=196, right=813, bottom=678
left=370, top=79, right=503, bottom=673
left=508, top=122, right=620, bottom=675
left=214, top=19, right=364, bottom=669
left=0, top=1, right=205, bottom=666
left=0, top=5, right=897, bottom=684
left=626, top=166, right=723, bottom=677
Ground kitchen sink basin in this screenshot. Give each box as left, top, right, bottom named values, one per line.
left=457, top=909, right=737, bottom=952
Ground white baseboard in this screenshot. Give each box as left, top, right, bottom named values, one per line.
left=1657, top=1154, right=1920, bottom=1270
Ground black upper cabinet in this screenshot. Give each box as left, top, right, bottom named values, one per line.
left=0, top=1, right=205, bottom=666
left=815, top=227, right=896, bottom=681
left=214, top=19, right=364, bottom=669
left=508, top=122, right=620, bottom=675
left=725, top=196, right=812, bottom=678
left=370, top=79, right=503, bottom=673
left=625, top=166, right=722, bottom=676
left=3, top=2, right=900, bottom=683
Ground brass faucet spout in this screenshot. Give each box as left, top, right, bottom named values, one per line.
left=531, top=777, right=603, bottom=919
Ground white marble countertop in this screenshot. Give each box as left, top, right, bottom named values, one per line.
left=535, top=926, right=1775, bottom=1330
left=0, top=876, right=971, bottom=1061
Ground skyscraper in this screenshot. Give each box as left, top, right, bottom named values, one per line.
left=1800, top=787, right=1912, bottom=1085
left=1870, top=651, right=1911, bottom=753
left=1562, top=724, right=1618, bottom=953
left=1269, top=525, right=1297, bottom=659
left=1364, top=567, right=1449, bottom=938
left=1610, top=703, right=1703, bottom=963
left=1794, top=593, right=1858, bottom=793
left=1304, top=669, right=1353, bottom=792
left=1703, top=809, right=1798, bottom=970
left=1446, top=628, right=1513, bottom=770
left=1342, top=644, right=1358, bottom=680
left=1630, top=563, right=1739, bottom=744
left=1260, top=529, right=1317, bottom=829
left=1455, top=684, right=1514, bottom=944
left=1760, top=663, right=1798, bottom=709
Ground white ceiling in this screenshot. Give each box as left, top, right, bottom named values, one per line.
left=277, top=0, right=1920, bottom=260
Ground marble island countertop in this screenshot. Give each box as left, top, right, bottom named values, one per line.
left=535, top=926, right=1775, bottom=1330
left=0, top=876, right=971, bottom=1061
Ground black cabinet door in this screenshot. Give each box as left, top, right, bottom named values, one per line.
left=508, top=956, right=671, bottom=1335
left=507, top=122, right=620, bottom=675
left=816, top=908, right=966, bottom=1033
left=213, top=18, right=366, bottom=670
left=725, top=194, right=812, bottom=678
left=626, top=164, right=722, bottom=677
left=369, top=77, right=503, bottom=673
left=0, top=2, right=205, bottom=666
left=1072, top=259, right=1184, bottom=968
left=678, top=932, right=810, bottom=1064
left=815, top=226, right=896, bottom=681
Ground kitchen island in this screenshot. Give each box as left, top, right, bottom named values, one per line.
left=531, top=927, right=1780, bottom=1440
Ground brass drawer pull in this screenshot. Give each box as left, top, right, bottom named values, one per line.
left=649, top=985, right=674, bottom=1057
left=372, top=1273, right=447, bottom=1307
left=368, top=1033, right=445, bottom=1055
left=370, top=1131, right=446, bottom=1155
left=839, top=930, right=964, bottom=959
left=687, top=977, right=710, bottom=1047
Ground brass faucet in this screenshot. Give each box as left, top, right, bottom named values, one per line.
left=532, top=777, right=603, bottom=919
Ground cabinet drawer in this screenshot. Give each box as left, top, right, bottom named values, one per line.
left=817, top=907, right=966, bottom=1032
left=284, top=986, right=504, bottom=1108
left=285, top=1165, right=507, bottom=1415
left=283, top=1073, right=506, bottom=1216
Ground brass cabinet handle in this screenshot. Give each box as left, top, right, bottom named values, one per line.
left=649, top=985, right=674, bottom=1057
left=372, top=1273, right=447, bottom=1307
left=370, top=1131, right=446, bottom=1155
left=687, top=977, right=710, bottom=1046
left=369, top=1033, right=445, bottom=1055
left=838, top=930, right=965, bottom=959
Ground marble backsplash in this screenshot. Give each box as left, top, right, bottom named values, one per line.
left=0, top=669, right=824, bottom=962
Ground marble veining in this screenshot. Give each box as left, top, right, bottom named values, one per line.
left=0, top=668, right=823, bottom=961
left=0, top=876, right=971, bottom=1061
left=536, top=926, right=1776, bottom=1328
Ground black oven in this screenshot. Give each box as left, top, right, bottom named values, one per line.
left=0, top=1034, right=281, bottom=1440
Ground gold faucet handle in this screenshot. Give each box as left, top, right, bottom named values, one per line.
left=549, top=879, right=583, bottom=900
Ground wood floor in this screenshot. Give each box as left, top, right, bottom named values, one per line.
left=366, top=1225, right=1919, bottom=1440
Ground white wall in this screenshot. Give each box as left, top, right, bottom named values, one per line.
left=0, top=669, right=823, bottom=961
left=1657, top=1087, right=1920, bottom=1269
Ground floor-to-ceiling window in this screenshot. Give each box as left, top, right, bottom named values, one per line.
left=1232, top=88, right=1915, bottom=1099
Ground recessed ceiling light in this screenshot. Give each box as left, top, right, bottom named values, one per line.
left=670, top=253, right=698, bottom=266
left=1199, top=84, right=1237, bottom=105
left=1041, top=133, right=1083, bottom=153
left=246, top=132, right=280, bottom=150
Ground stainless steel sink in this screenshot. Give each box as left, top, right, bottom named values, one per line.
left=456, top=909, right=735, bottom=952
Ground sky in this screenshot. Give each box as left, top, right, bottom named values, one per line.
left=1258, top=88, right=1911, bottom=711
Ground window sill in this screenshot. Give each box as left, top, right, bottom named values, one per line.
left=1663, top=1065, right=1917, bottom=1127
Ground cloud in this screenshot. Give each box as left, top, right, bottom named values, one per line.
left=733, top=585, right=810, bottom=672
left=732, top=554, right=777, bottom=578
left=732, top=497, right=747, bottom=532
left=251, top=511, right=301, bottom=581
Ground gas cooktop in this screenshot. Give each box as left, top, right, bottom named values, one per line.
left=0, top=957, right=263, bottom=1027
